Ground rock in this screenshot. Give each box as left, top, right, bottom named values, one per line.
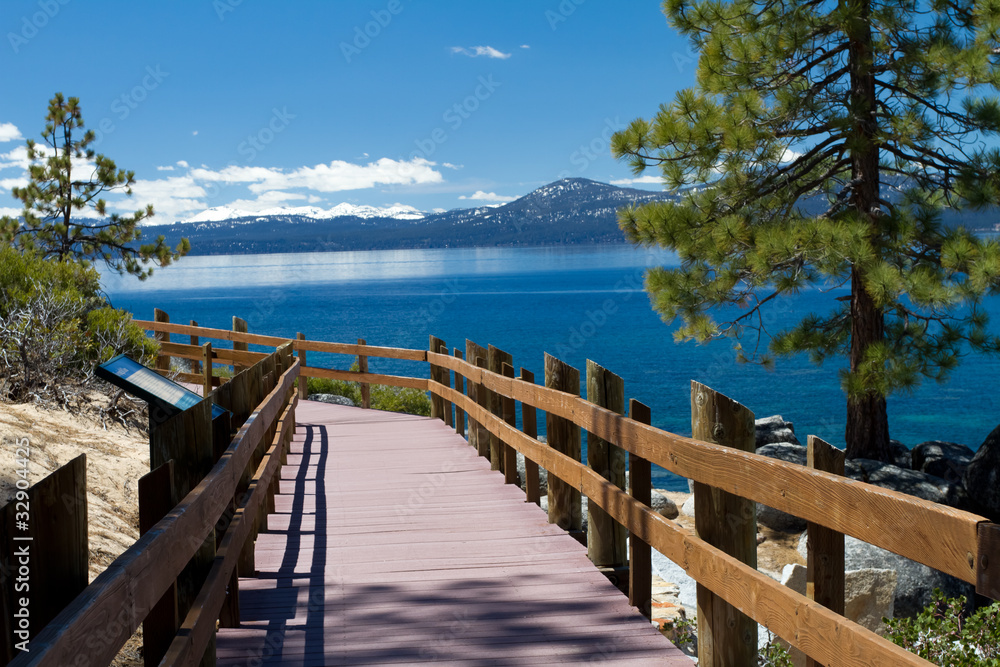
left=797, top=534, right=973, bottom=618
left=849, top=459, right=971, bottom=510
left=308, top=393, right=357, bottom=407
left=846, top=568, right=898, bottom=634
left=651, top=490, right=679, bottom=519
left=680, top=494, right=696, bottom=517
left=755, top=444, right=808, bottom=532
left=779, top=564, right=897, bottom=665
left=755, top=415, right=801, bottom=448
left=965, top=424, right=1000, bottom=519
left=889, top=440, right=912, bottom=470
left=911, top=441, right=974, bottom=484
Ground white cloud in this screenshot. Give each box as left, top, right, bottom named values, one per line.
left=442, top=163, right=462, bottom=170
left=224, top=191, right=309, bottom=212
left=177, top=160, right=189, bottom=168
left=110, top=175, right=208, bottom=221
left=450, top=46, right=511, bottom=59
left=0, top=123, right=23, bottom=143
left=192, top=131, right=199, bottom=136
left=781, top=148, right=804, bottom=163
left=156, top=165, right=175, bottom=171
left=0, top=177, right=27, bottom=190
left=459, top=190, right=516, bottom=202
left=520, top=44, right=530, bottom=49
left=0, top=207, right=22, bottom=218
left=191, top=157, right=443, bottom=194
left=609, top=175, right=663, bottom=186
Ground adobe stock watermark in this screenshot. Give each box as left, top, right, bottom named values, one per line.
left=7, top=0, right=71, bottom=54
left=410, top=280, right=466, bottom=334
left=340, top=0, right=406, bottom=63
left=200, top=106, right=296, bottom=201
left=90, top=66, right=170, bottom=147
left=213, top=0, right=242, bottom=21
left=545, top=0, right=586, bottom=31
left=406, top=75, right=502, bottom=165
left=555, top=117, right=626, bottom=180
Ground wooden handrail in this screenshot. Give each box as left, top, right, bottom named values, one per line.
left=427, top=350, right=983, bottom=585
left=133, top=318, right=997, bottom=667
left=439, top=381, right=931, bottom=666
left=12, top=358, right=299, bottom=667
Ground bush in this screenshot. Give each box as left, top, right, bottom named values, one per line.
left=885, top=591, right=1000, bottom=665
left=306, top=364, right=431, bottom=416
left=0, top=247, right=158, bottom=403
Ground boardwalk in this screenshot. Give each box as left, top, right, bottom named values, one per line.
left=216, top=400, right=690, bottom=666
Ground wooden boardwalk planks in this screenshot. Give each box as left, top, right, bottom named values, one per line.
left=216, top=401, right=690, bottom=666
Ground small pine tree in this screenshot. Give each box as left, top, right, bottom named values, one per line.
left=0, top=93, right=189, bottom=280
left=613, top=0, right=1000, bottom=460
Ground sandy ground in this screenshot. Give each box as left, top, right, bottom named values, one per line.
left=0, top=399, right=147, bottom=666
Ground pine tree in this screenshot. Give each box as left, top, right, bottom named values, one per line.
left=613, top=0, right=1000, bottom=460
left=0, top=93, right=189, bottom=280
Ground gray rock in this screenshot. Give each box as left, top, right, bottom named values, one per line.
left=781, top=563, right=896, bottom=633
left=755, top=443, right=808, bottom=532
left=889, top=440, right=912, bottom=470
left=308, top=393, right=357, bottom=407
left=964, top=425, right=1000, bottom=519
left=912, top=441, right=974, bottom=484
left=651, top=490, right=679, bottom=519
left=796, top=533, right=973, bottom=618
left=755, top=415, right=801, bottom=448
left=680, top=494, right=696, bottom=517
left=849, top=459, right=971, bottom=510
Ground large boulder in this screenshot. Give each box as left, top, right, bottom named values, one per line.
left=309, top=393, right=357, bottom=406
left=849, top=459, right=971, bottom=510
left=755, top=444, right=808, bottom=532
left=755, top=415, right=801, bottom=448
left=963, top=425, right=1000, bottom=520
left=911, top=441, right=974, bottom=484
left=889, top=440, right=912, bottom=470
left=781, top=563, right=896, bottom=633
left=797, top=534, right=973, bottom=618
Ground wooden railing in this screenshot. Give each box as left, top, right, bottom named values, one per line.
left=10, top=341, right=298, bottom=667
left=13, top=313, right=998, bottom=666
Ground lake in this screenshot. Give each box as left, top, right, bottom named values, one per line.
left=102, top=245, right=1000, bottom=491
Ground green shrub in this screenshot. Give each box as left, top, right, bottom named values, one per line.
left=0, top=247, right=158, bottom=402
left=305, top=363, right=431, bottom=416
left=885, top=591, right=1000, bottom=665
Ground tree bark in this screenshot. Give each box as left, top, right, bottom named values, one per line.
left=845, top=0, right=891, bottom=462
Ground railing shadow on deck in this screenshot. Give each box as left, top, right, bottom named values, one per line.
left=8, top=311, right=997, bottom=667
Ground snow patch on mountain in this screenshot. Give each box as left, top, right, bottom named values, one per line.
left=181, top=202, right=425, bottom=224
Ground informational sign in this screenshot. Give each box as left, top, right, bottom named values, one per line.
left=96, top=354, right=227, bottom=419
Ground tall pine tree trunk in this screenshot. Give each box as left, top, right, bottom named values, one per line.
left=845, top=0, right=891, bottom=461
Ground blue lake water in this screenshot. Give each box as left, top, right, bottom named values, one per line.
left=103, top=245, right=1000, bottom=491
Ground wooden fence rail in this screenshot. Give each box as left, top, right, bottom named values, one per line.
left=9, top=344, right=298, bottom=667
left=127, top=316, right=1000, bottom=667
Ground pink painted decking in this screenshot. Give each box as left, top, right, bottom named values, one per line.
left=215, top=400, right=691, bottom=666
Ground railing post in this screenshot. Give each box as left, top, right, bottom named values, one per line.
left=437, top=339, right=453, bottom=426
left=154, top=308, right=170, bottom=372
left=296, top=332, right=307, bottom=400
left=586, top=360, right=627, bottom=573
left=691, top=380, right=757, bottom=667
left=544, top=353, right=582, bottom=534
left=429, top=335, right=446, bottom=421
left=474, top=355, right=491, bottom=459
left=628, top=399, right=653, bottom=620
left=466, top=340, right=488, bottom=452
left=139, top=460, right=178, bottom=667
left=488, top=345, right=513, bottom=474
left=202, top=342, right=213, bottom=398
left=518, top=368, right=541, bottom=506
left=501, top=362, right=518, bottom=485
left=190, top=320, right=201, bottom=374
left=358, top=338, right=371, bottom=409
left=805, top=436, right=846, bottom=667
left=233, top=316, right=248, bottom=373
left=453, top=349, right=466, bottom=436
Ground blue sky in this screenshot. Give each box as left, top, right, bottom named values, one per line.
left=0, top=1, right=697, bottom=223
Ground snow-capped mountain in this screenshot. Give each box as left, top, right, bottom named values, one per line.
left=181, top=202, right=424, bottom=224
